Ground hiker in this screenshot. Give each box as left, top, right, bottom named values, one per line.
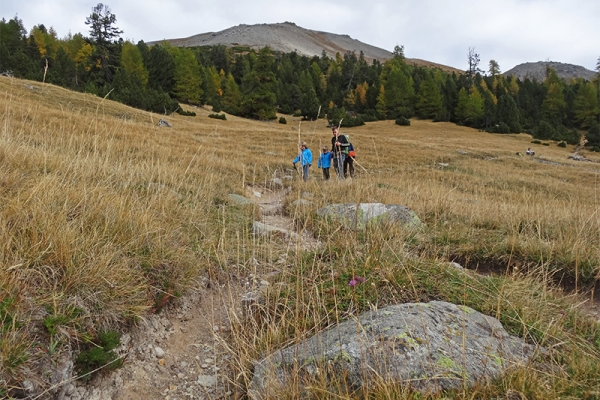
left=331, top=126, right=349, bottom=179
left=343, top=137, right=355, bottom=179
left=526, top=147, right=535, bottom=156
left=318, top=146, right=333, bottom=180
left=293, top=141, right=313, bottom=182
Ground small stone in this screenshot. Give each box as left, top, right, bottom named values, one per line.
left=201, top=363, right=209, bottom=369
left=197, top=375, right=217, bottom=387
left=155, top=347, right=165, bottom=357
left=204, top=358, right=213, bottom=363
left=158, top=358, right=165, bottom=365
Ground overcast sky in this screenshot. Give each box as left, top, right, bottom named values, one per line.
left=2, top=0, right=599, bottom=72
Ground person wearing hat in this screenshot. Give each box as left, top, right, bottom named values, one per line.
left=318, top=146, right=333, bottom=180
left=331, top=126, right=349, bottom=179
left=293, top=141, right=313, bottom=182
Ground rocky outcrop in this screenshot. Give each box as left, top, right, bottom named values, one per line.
left=249, top=301, right=538, bottom=398
left=317, top=203, right=423, bottom=230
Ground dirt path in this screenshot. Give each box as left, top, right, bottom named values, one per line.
left=63, top=186, right=300, bottom=400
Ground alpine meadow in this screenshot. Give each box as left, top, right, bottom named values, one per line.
left=1, top=4, right=600, bottom=400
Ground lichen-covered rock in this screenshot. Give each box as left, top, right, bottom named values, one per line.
left=316, top=203, right=423, bottom=230
left=249, top=301, right=537, bottom=398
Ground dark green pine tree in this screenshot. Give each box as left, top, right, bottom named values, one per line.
left=496, top=94, right=522, bottom=133
left=415, top=74, right=443, bottom=119
left=146, top=44, right=175, bottom=93
left=0, top=17, right=29, bottom=75
left=298, top=70, right=320, bottom=119
left=46, top=47, right=77, bottom=88
left=111, top=68, right=147, bottom=109
left=240, top=47, right=278, bottom=120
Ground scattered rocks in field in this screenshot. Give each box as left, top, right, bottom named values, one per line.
left=249, top=301, right=539, bottom=398
left=158, top=119, right=172, bottom=127
left=568, top=154, right=592, bottom=162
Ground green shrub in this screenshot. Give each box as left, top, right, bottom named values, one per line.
left=177, top=108, right=196, bottom=117
left=279, top=116, right=287, bottom=124
left=542, top=142, right=550, bottom=146
left=395, top=116, right=411, bottom=126
left=76, top=331, right=122, bottom=380
left=557, top=141, right=567, bottom=148
left=531, top=140, right=542, bottom=144
left=208, top=113, right=227, bottom=120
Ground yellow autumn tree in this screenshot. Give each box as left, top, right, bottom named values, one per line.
left=120, top=41, right=148, bottom=86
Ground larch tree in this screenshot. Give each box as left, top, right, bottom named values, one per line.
left=488, top=60, right=501, bottom=77
left=171, top=47, right=202, bottom=104
left=573, top=81, right=599, bottom=129
left=120, top=41, right=148, bottom=86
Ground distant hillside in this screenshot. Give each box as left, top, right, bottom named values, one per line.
left=503, top=61, right=596, bottom=82
left=149, top=22, right=462, bottom=74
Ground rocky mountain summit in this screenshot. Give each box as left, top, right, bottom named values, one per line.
left=503, top=61, right=597, bottom=82
left=149, top=22, right=462, bottom=73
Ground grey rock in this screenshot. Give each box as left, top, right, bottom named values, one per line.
left=252, top=221, right=299, bottom=241
left=228, top=193, right=253, bottom=205
left=317, top=203, right=423, bottom=230
left=249, top=301, right=537, bottom=398
left=197, top=374, right=217, bottom=387
left=155, top=346, right=165, bottom=358
left=158, top=118, right=172, bottom=127
left=269, top=178, right=283, bottom=188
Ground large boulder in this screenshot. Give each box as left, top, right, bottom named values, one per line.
left=316, top=203, right=423, bottom=230
left=249, top=301, right=537, bottom=398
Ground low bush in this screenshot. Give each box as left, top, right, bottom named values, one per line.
left=209, top=113, right=227, bottom=120
left=395, top=116, right=411, bottom=126
left=177, top=109, right=196, bottom=117
left=279, top=116, right=287, bottom=124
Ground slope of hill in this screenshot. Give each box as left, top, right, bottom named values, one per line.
left=503, top=61, right=597, bottom=82
left=149, top=22, right=462, bottom=73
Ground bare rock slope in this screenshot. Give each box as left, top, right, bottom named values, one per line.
left=150, top=22, right=461, bottom=73
left=503, top=61, right=596, bottom=82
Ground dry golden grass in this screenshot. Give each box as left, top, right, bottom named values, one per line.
left=1, top=76, right=599, bottom=398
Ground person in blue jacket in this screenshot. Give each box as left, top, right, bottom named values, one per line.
left=293, top=142, right=313, bottom=182
left=318, top=146, right=333, bottom=180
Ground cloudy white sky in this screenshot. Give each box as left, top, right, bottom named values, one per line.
left=2, top=0, right=599, bottom=72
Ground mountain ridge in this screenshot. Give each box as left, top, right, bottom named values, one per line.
left=148, top=22, right=463, bottom=74
left=149, top=22, right=596, bottom=81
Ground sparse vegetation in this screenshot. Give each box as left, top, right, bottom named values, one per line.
left=1, top=76, right=599, bottom=398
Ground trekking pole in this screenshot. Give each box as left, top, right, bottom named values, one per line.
left=296, top=120, right=303, bottom=180
left=337, top=118, right=344, bottom=179
left=351, top=157, right=369, bottom=174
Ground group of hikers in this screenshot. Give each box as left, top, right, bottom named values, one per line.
left=293, top=126, right=355, bottom=182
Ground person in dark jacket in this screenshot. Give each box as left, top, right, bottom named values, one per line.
left=318, top=146, right=333, bottom=180
left=331, top=126, right=349, bottom=179
left=293, top=142, right=313, bottom=182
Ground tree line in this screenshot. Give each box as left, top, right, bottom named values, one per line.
left=1, top=4, right=599, bottom=148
